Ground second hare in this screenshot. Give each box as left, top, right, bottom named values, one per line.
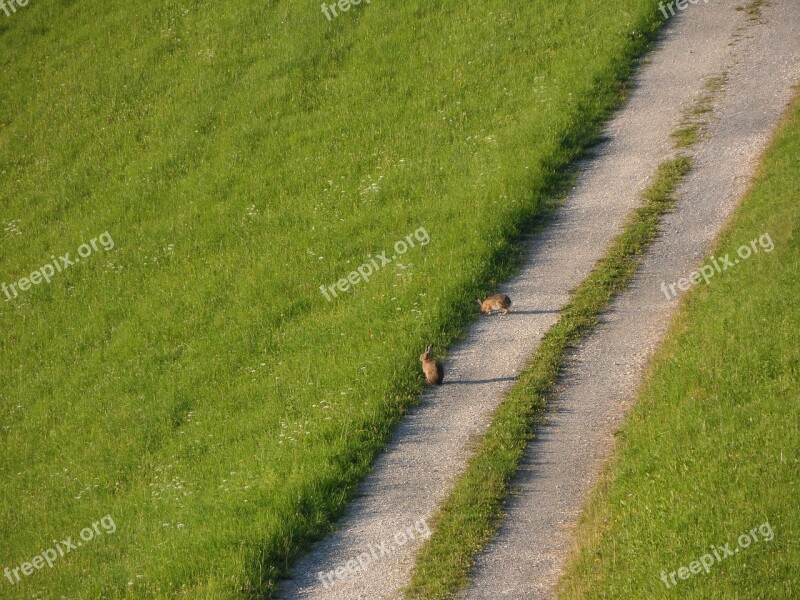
left=420, top=345, right=444, bottom=385
left=478, top=294, right=512, bottom=316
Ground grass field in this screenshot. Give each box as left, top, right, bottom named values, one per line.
left=557, top=92, right=800, bottom=599
left=0, top=1, right=664, bottom=597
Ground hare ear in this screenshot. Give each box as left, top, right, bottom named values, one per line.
left=476, top=298, right=482, bottom=306
left=426, top=344, right=433, bottom=353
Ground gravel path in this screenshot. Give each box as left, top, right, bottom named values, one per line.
left=465, top=1, right=800, bottom=598
left=280, top=2, right=800, bottom=598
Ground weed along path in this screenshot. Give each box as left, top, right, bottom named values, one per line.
left=280, top=2, right=800, bottom=598
left=465, top=2, right=800, bottom=599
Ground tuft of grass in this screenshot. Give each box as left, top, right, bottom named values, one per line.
left=406, top=154, right=692, bottom=598
left=671, top=125, right=700, bottom=148
left=557, top=90, right=800, bottom=600
left=746, top=0, right=767, bottom=19
left=677, top=74, right=728, bottom=147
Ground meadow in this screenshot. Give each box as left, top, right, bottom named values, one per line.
left=1, top=0, right=662, bottom=597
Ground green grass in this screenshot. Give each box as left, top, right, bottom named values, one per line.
left=0, top=1, right=667, bottom=598
left=745, top=0, right=766, bottom=19
left=673, top=74, right=727, bottom=148
left=406, top=154, right=692, bottom=598
left=557, top=92, right=800, bottom=599
left=670, top=125, right=699, bottom=149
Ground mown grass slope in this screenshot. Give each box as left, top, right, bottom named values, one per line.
left=1, top=1, right=662, bottom=597
left=558, top=93, right=800, bottom=599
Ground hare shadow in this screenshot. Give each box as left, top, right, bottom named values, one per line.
left=445, top=376, right=516, bottom=386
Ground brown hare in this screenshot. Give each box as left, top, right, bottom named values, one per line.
left=420, top=345, right=444, bottom=385
left=477, top=294, right=512, bottom=316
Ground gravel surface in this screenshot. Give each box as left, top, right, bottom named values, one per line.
left=465, top=1, right=800, bottom=598
left=280, top=2, right=800, bottom=598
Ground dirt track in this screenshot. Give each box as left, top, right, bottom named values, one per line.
left=281, top=2, right=800, bottom=597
